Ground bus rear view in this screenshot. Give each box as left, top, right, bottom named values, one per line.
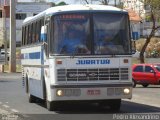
left=21, top=5, right=132, bottom=111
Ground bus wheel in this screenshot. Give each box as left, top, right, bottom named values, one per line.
left=46, top=101, right=58, bottom=111
left=108, top=99, right=121, bottom=111
left=25, top=75, right=29, bottom=93
left=28, top=93, right=36, bottom=103
left=46, top=101, right=53, bottom=111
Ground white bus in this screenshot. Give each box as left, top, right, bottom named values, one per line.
left=21, top=5, right=132, bottom=111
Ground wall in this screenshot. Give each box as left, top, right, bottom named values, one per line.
left=0, top=2, right=53, bottom=47
left=141, top=22, right=160, bottom=37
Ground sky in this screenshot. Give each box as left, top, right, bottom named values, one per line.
left=17, top=0, right=82, bottom=4
left=18, top=0, right=117, bottom=4
left=47, top=0, right=118, bottom=4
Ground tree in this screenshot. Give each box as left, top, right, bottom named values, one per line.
left=82, top=0, right=110, bottom=5
left=139, top=0, right=160, bottom=63
left=81, top=0, right=123, bottom=7
left=56, top=1, right=67, bottom=6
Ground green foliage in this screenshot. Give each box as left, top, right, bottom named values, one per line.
left=145, top=15, right=152, bottom=22
left=145, top=0, right=160, bottom=18
left=151, top=49, right=159, bottom=58
left=56, top=2, right=67, bottom=6
left=82, top=0, right=121, bottom=7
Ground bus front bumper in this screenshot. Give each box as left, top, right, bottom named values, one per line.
left=49, top=83, right=132, bottom=101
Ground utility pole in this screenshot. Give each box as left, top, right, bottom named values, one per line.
left=114, top=0, right=117, bottom=7
left=9, top=0, right=16, bottom=72
left=2, top=7, right=7, bottom=64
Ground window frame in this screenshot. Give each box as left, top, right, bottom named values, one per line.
left=145, top=65, right=154, bottom=73
left=133, top=65, right=144, bottom=72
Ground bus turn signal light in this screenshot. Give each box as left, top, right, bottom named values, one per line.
left=56, top=60, right=62, bottom=64
left=57, top=90, right=63, bottom=96
left=123, top=59, right=128, bottom=63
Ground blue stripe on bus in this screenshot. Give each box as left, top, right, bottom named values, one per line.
left=21, top=52, right=41, bottom=59
left=29, top=52, right=41, bottom=59
left=41, top=47, right=44, bottom=64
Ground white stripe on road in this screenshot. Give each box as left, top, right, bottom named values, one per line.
left=11, top=109, right=19, bottom=113
left=2, top=104, right=10, bottom=108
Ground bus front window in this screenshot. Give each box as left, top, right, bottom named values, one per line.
left=53, top=14, right=91, bottom=55
left=93, top=13, right=131, bottom=55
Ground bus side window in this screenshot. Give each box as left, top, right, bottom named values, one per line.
left=35, top=21, right=39, bottom=43
left=28, top=24, right=32, bottom=44
left=32, top=22, right=36, bottom=43
left=25, top=26, right=29, bottom=45
left=40, top=18, right=44, bottom=42
left=36, top=20, right=41, bottom=42
left=22, top=27, right=24, bottom=46
left=23, top=26, right=26, bottom=46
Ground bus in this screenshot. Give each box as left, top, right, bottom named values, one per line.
left=21, top=4, right=132, bottom=111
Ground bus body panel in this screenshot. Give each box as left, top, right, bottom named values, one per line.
left=49, top=57, right=132, bottom=84
left=47, top=57, right=132, bottom=102
left=21, top=45, right=45, bottom=99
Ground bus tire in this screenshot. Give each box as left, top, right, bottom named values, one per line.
left=25, top=75, right=29, bottom=93
left=46, top=101, right=53, bottom=111
left=28, top=93, right=36, bottom=103
left=46, top=101, right=59, bottom=111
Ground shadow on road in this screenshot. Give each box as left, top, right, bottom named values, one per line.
left=22, top=101, right=160, bottom=120
left=134, top=85, right=160, bottom=88
left=35, top=100, right=160, bottom=114
left=135, top=86, right=160, bottom=88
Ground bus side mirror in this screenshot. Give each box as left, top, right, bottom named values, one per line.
left=41, top=25, right=47, bottom=43
left=41, top=25, right=49, bottom=57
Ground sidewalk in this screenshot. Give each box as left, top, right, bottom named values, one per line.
left=0, top=108, right=21, bottom=120
left=0, top=108, right=9, bottom=114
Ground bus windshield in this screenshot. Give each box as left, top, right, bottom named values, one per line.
left=52, top=13, right=131, bottom=55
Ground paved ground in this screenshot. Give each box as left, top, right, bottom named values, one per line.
left=0, top=73, right=160, bottom=120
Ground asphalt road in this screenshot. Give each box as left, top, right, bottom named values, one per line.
left=0, top=73, right=160, bottom=120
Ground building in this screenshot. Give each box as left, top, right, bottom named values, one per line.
left=122, top=0, right=160, bottom=37
left=122, top=0, right=145, bottom=18
left=0, top=0, right=53, bottom=47
left=122, top=0, right=144, bottom=38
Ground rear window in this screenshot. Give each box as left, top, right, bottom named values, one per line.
left=154, top=65, right=160, bottom=72
left=133, top=65, right=143, bottom=72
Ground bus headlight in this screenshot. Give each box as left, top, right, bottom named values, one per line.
left=56, top=89, right=63, bottom=96
left=123, top=88, right=130, bottom=94
left=56, top=89, right=81, bottom=97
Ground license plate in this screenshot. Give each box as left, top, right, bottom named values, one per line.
left=87, top=89, right=101, bottom=95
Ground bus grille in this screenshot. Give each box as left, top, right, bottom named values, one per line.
left=57, top=68, right=129, bottom=81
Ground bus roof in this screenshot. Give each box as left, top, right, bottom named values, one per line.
left=23, top=4, right=127, bottom=25
left=45, top=4, right=126, bottom=14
